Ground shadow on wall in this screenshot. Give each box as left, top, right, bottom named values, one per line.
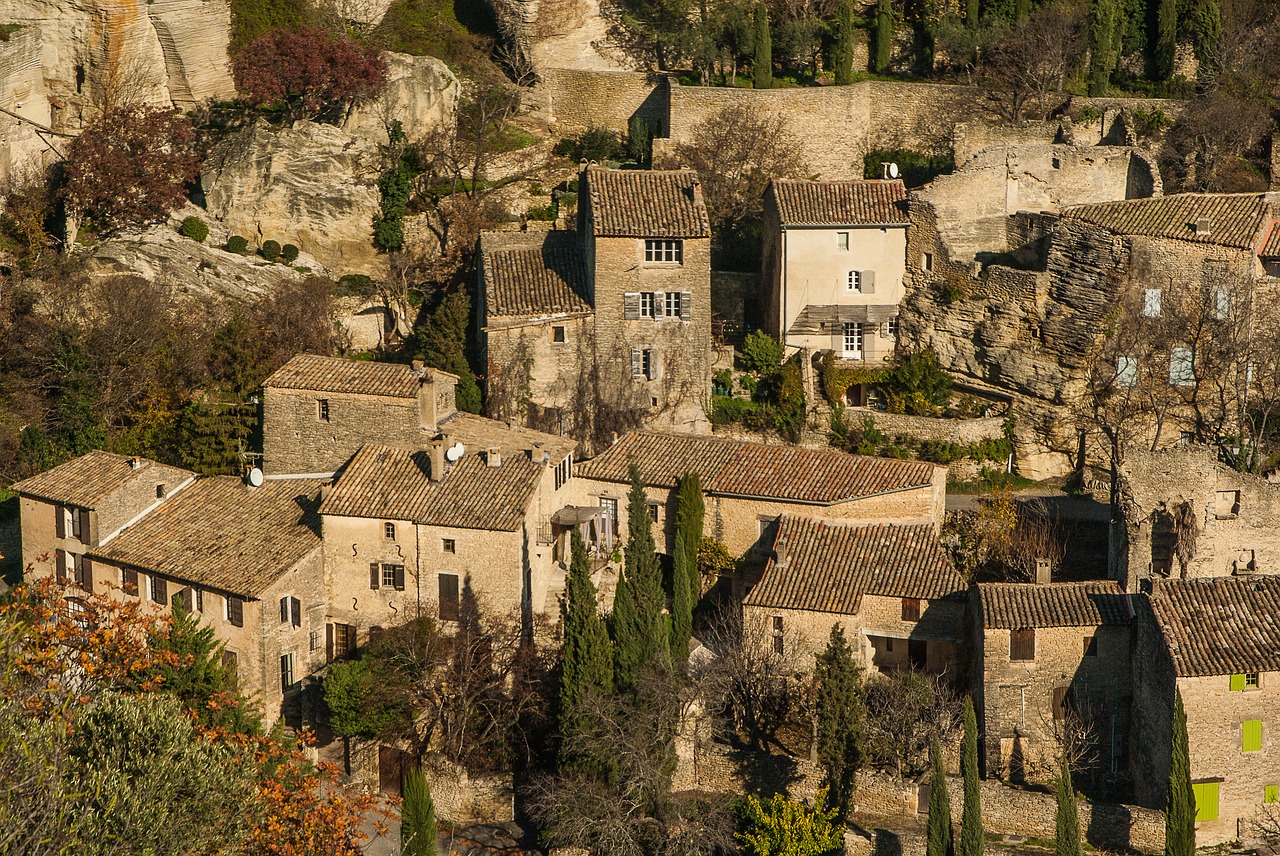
left=870, top=828, right=903, bottom=856
left=730, top=746, right=801, bottom=796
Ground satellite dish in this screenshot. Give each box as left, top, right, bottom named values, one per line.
left=888, top=162, right=900, bottom=179
left=247, top=467, right=264, bottom=487
left=445, top=443, right=464, bottom=463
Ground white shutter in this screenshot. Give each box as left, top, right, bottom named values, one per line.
left=631, top=348, right=643, bottom=378
left=861, top=270, right=876, bottom=294
left=680, top=292, right=692, bottom=320
left=623, top=293, right=641, bottom=320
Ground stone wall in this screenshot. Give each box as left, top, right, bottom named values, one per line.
left=262, top=385, right=421, bottom=475
left=538, top=68, right=668, bottom=135
left=348, top=740, right=515, bottom=824
left=849, top=409, right=1007, bottom=446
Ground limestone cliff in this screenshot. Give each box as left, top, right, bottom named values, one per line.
left=343, top=52, right=460, bottom=147
left=201, top=119, right=384, bottom=278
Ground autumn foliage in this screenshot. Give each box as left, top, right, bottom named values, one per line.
left=60, top=105, right=199, bottom=237
left=233, top=27, right=388, bottom=121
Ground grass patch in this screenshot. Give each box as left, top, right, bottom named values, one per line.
left=0, top=24, right=25, bottom=41
left=947, top=468, right=1040, bottom=495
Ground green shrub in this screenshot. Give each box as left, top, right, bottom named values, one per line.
left=260, top=239, right=281, bottom=261
left=526, top=203, right=557, bottom=221
left=864, top=149, right=955, bottom=187
left=225, top=235, right=249, bottom=254
left=575, top=126, right=623, bottom=162
left=741, top=330, right=784, bottom=375
left=878, top=349, right=952, bottom=416
left=281, top=243, right=300, bottom=263
left=179, top=216, right=209, bottom=243
left=336, top=274, right=376, bottom=298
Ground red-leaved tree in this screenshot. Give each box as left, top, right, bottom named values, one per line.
left=233, top=27, right=388, bottom=121
left=60, top=105, right=198, bottom=241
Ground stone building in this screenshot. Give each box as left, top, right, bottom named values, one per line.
left=1131, top=576, right=1280, bottom=846
left=12, top=451, right=196, bottom=581
left=761, top=178, right=909, bottom=367
left=743, top=515, right=966, bottom=672
left=478, top=165, right=713, bottom=449
left=569, top=430, right=946, bottom=559
left=1110, top=445, right=1280, bottom=592
left=971, top=582, right=1135, bottom=785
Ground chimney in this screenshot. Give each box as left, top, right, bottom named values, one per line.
left=411, top=359, right=425, bottom=373
left=692, top=179, right=704, bottom=210
left=486, top=447, right=502, bottom=467
left=1195, top=218, right=1211, bottom=236
left=1034, top=558, right=1052, bottom=585
left=774, top=536, right=789, bottom=570
left=428, top=438, right=446, bottom=481
left=128, top=456, right=141, bottom=470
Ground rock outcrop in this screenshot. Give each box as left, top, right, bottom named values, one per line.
left=0, top=25, right=54, bottom=186
left=201, top=119, right=384, bottom=277
left=344, top=52, right=460, bottom=147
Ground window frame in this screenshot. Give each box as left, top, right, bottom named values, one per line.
left=552, top=325, right=566, bottom=344
left=643, top=238, right=683, bottom=265
left=384, top=521, right=396, bottom=541
left=317, top=398, right=330, bottom=422
left=1010, top=627, right=1036, bottom=661
left=664, top=291, right=681, bottom=318
left=442, top=538, right=456, bottom=555
left=150, top=574, right=168, bottom=606
left=843, top=322, right=864, bottom=359
left=439, top=572, right=461, bottom=622
left=639, top=291, right=655, bottom=318
left=1143, top=288, right=1162, bottom=318
left=901, top=597, right=921, bottom=622
left=280, top=652, right=295, bottom=693
left=847, top=270, right=862, bottom=292
left=837, top=232, right=849, bottom=250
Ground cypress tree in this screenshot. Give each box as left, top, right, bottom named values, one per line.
left=753, top=2, right=772, bottom=89
left=1088, top=0, right=1121, bottom=95
left=815, top=625, right=865, bottom=819
left=872, top=0, right=894, bottom=74
left=670, top=473, right=704, bottom=665
left=926, top=737, right=953, bottom=856
left=832, top=0, right=857, bottom=85
left=150, top=598, right=260, bottom=734
left=1191, top=0, right=1222, bottom=87
left=1166, top=690, right=1195, bottom=856
left=612, top=463, right=669, bottom=690
left=966, top=0, right=979, bottom=26
left=959, top=699, right=982, bottom=856
left=560, top=529, right=614, bottom=719
left=401, top=766, right=437, bottom=856
left=1154, top=0, right=1177, bottom=80
left=1056, top=756, right=1081, bottom=856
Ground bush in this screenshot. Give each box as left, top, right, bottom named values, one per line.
left=741, top=330, right=784, bottom=375
left=864, top=149, right=955, bottom=188
left=225, top=235, right=249, bottom=254
left=575, top=126, right=623, bottom=162
left=233, top=27, right=387, bottom=121
left=878, top=349, right=952, bottom=416
left=281, top=243, right=300, bottom=263
left=260, top=239, right=281, bottom=261
left=336, top=274, right=376, bottom=298
left=179, top=216, right=209, bottom=243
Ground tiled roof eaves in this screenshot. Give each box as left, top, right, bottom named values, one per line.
left=709, top=482, right=931, bottom=505
left=782, top=220, right=910, bottom=228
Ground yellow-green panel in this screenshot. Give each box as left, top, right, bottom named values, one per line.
left=1193, top=782, right=1220, bottom=822
left=1265, top=785, right=1278, bottom=804
left=1244, top=720, right=1263, bottom=752
left=1230, top=673, right=1246, bottom=691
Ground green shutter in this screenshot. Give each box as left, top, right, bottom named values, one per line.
left=1230, top=673, right=1246, bottom=691
left=1264, top=785, right=1278, bottom=804
left=1193, top=782, right=1220, bottom=822
left=1244, top=720, right=1263, bottom=752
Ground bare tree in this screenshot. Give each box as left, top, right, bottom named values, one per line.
left=976, top=0, right=1088, bottom=123
left=862, top=669, right=963, bottom=777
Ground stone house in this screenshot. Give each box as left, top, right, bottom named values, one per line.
left=1110, top=445, right=1280, bottom=592
left=82, top=475, right=326, bottom=727
left=971, top=581, right=1135, bottom=785
left=478, top=165, right=713, bottom=449
left=569, top=430, right=946, bottom=560
left=1131, top=576, right=1280, bottom=846
left=761, top=178, right=908, bottom=368
left=12, top=450, right=196, bottom=582
left=742, top=514, right=966, bottom=672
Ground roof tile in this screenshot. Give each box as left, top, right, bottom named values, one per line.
left=978, top=581, right=1133, bottom=629
left=12, top=451, right=194, bottom=509
left=769, top=178, right=909, bottom=226
left=481, top=232, right=592, bottom=318
left=264, top=354, right=445, bottom=399
left=1063, top=194, right=1271, bottom=250
left=586, top=167, right=711, bottom=238
left=1148, top=576, right=1280, bottom=677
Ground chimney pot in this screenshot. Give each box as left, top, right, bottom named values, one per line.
left=1034, top=558, right=1052, bottom=585
left=428, top=439, right=446, bottom=481
left=486, top=447, right=502, bottom=467
left=775, top=536, right=789, bottom=569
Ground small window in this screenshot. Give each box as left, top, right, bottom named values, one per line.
left=1265, top=785, right=1279, bottom=804
left=885, top=319, right=899, bottom=338
left=921, top=252, right=933, bottom=272
left=439, top=573, right=460, bottom=622
left=552, top=326, right=566, bottom=343
left=772, top=616, right=784, bottom=633
left=1179, top=431, right=1195, bottom=447
left=772, top=633, right=784, bottom=654
left=384, top=521, right=396, bottom=540
left=280, top=653, right=295, bottom=693
left=640, top=292, right=655, bottom=318
left=837, top=232, right=849, bottom=250
left=121, top=568, right=138, bottom=595
left=1010, top=628, right=1035, bottom=661
left=555, top=454, right=572, bottom=490
left=1143, top=288, right=1162, bottom=318
left=1052, top=686, right=1071, bottom=721
left=442, top=539, right=456, bottom=554
left=381, top=564, right=405, bottom=590
left=309, top=630, right=321, bottom=651
left=150, top=575, right=168, bottom=606
left=847, top=270, right=862, bottom=292
left=1213, top=287, right=1230, bottom=321
left=155, top=484, right=165, bottom=499
left=664, top=291, right=682, bottom=318
left=195, top=588, right=203, bottom=613
left=1169, top=347, right=1195, bottom=386
left=227, top=596, right=244, bottom=628
left=1116, top=356, right=1138, bottom=387
left=901, top=597, right=921, bottom=622
left=1230, top=672, right=1260, bottom=690
left=647, top=502, right=659, bottom=524
left=1084, top=635, right=1097, bottom=656
left=317, top=399, right=330, bottom=422
left=1243, top=719, right=1263, bottom=752
left=644, top=239, right=682, bottom=264
left=279, top=595, right=301, bottom=628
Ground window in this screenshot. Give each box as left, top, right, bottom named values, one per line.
left=600, top=497, right=619, bottom=536
left=1192, top=781, right=1219, bottom=822
left=150, top=574, right=168, bottom=606
left=758, top=517, right=780, bottom=538
left=640, top=291, right=655, bottom=318
left=74, top=555, right=93, bottom=591
left=174, top=587, right=193, bottom=611
left=1052, top=157, right=1062, bottom=169
left=1266, top=785, right=1279, bottom=805
left=69, top=507, right=83, bottom=540
left=122, top=567, right=138, bottom=595
left=442, top=539, right=456, bottom=554
left=1179, top=431, right=1195, bottom=447
left=847, top=270, right=862, bottom=292
left=1169, top=347, right=1195, bottom=386
left=1213, top=287, right=1230, bottom=321
left=837, top=232, right=849, bottom=250
left=772, top=616, right=784, bottom=654
left=195, top=588, right=203, bottom=613
left=227, top=596, right=244, bottom=628
left=329, top=623, right=357, bottom=661
left=317, top=399, right=330, bottom=422
left=380, top=563, right=405, bottom=591
left=843, top=322, right=863, bottom=359
left=1084, top=635, right=1097, bottom=656
left=384, top=521, right=396, bottom=540
left=631, top=348, right=659, bottom=380
left=1052, top=686, right=1071, bottom=721
left=552, top=325, right=566, bottom=343
left=922, top=252, right=933, bottom=272
left=279, top=596, right=301, bottom=628
left=1010, top=628, right=1035, bottom=660
left=901, top=597, right=921, bottom=621
left=1230, top=672, right=1260, bottom=690
left=1143, top=288, right=1162, bottom=317
left=439, top=573, right=460, bottom=622
left=644, top=239, right=682, bottom=264
left=1243, top=719, right=1263, bottom=752
left=280, top=653, right=295, bottom=693
left=555, top=454, right=572, bottom=490
left=1116, top=356, right=1138, bottom=387
left=885, top=319, right=899, bottom=338
left=647, top=502, right=659, bottom=524
left=155, top=484, right=165, bottom=499
left=309, top=630, right=321, bottom=651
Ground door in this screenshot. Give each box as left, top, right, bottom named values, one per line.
left=378, top=745, right=410, bottom=796
left=842, top=322, right=863, bottom=360
left=908, top=639, right=928, bottom=670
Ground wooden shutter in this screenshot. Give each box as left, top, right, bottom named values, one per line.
left=80, top=557, right=94, bottom=591
left=370, top=562, right=380, bottom=590
left=1244, top=720, right=1263, bottom=752
left=55, top=507, right=66, bottom=539
left=78, top=509, right=91, bottom=544
left=290, top=596, right=301, bottom=628
left=861, top=270, right=876, bottom=294
left=154, top=577, right=168, bottom=606
left=631, top=349, right=643, bottom=378
left=280, top=597, right=289, bottom=623
left=393, top=565, right=405, bottom=592
left=1052, top=686, right=1070, bottom=721
left=439, top=573, right=460, bottom=622
left=228, top=596, right=243, bottom=627
left=1192, top=781, right=1219, bottom=822
left=623, top=292, right=641, bottom=320
left=1010, top=628, right=1035, bottom=660
left=680, top=292, right=692, bottom=320
left=123, top=567, right=138, bottom=594
left=901, top=598, right=921, bottom=621
left=55, top=549, right=67, bottom=583
left=326, top=623, right=334, bottom=663
left=176, top=586, right=192, bottom=611
left=1230, top=673, right=1246, bottom=691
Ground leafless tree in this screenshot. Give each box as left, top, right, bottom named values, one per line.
left=976, top=0, right=1088, bottom=123
left=862, top=669, right=963, bottom=777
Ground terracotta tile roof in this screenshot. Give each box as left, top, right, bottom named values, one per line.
left=978, top=581, right=1133, bottom=630
left=439, top=412, right=578, bottom=463
left=575, top=432, right=938, bottom=504
left=320, top=443, right=543, bottom=531
left=12, top=451, right=194, bottom=509
left=585, top=166, right=711, bottom=238
left=1260, top=221, right=1280, bottom=257
left=90, top=477, right=322, bottom=598
left=481, top=232, right=592, bottom=318
left=265, top=354, right=441, bottom=399
left=1063, top=194, right=1272, bottom=250
left=768, top=178, right=909, bottom=226
left=1147, top=576, right=1280, bottom=677
left=744, top=516, right=964, bottom=614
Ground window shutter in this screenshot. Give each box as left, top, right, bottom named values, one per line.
left=326, top=623, right=334, bottom=663
left=78, top=509, right=91, bottom=544
left=80, top=558, right=94, bottom=591
left=861, top=270, right=876, bottom=294
left=1244, top=719, right=1263, bottom=752
left=176, top=586, right=192, bottom=610
left=154, top=577, right=168, bottom=606
left=123, top=567, right=138, bottom=594
left=393, top=565, right=405, bottom=591
left=680, top=292, right=692, bottom=320
left=55, top=507, right=66, bottom=539
left=228, top=597, right=243, bottom=627
left=623, top=293, right=641, bottom=320
left=55, top=549, right=67, bottom=583
left=631, top=349, right=643, bottom=378
left=650, top=350, right=663, bottom=381
left=1230, top=673, right=1246, bottom=691
left=280, top=597, right=289, bottom=623
left=654, top=291, right=666, bottom=319
left=1193, top=782, right=1219, bottom=822
left=1052, top=686, right=1069, bottom=721
left=290, top=596, right=301, bottom=628
left=370, top=562, right=380, bottom=590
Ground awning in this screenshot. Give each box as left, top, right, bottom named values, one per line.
left=551, top=506, right=601, bottom=525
